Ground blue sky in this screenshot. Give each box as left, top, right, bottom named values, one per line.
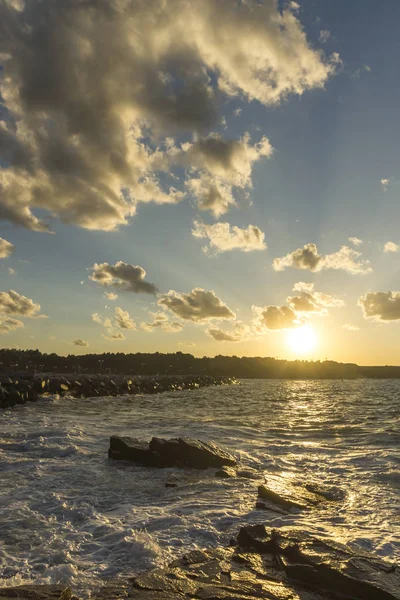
left=1, top=0, right=400, bottom=364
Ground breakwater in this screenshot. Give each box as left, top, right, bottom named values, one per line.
left=0, top=374, right=237, bottom=409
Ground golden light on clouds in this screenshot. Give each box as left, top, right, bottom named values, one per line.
left=286, top=325, right=318, bottom=356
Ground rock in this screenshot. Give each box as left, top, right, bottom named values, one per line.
left=215, top=466, right=237, bottom=478
left=257, top=476, right=335, bottom=512
left=108, top=436, right=160, bottom=466
left=0, top=586, right=71, bottom=600
left=109, top=436, right=237, bottom=470
left=236, top=467, right=260, bottom=480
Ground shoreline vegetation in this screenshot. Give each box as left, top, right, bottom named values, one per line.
left=2, top=348, right=400, bottom=379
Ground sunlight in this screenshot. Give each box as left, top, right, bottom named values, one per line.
left=286, top=325, right=317, bottom=356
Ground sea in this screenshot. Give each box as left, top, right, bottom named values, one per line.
left=0, top=379, right=399, bottom=596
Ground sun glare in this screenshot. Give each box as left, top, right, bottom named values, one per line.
left=286, top=325, right=317, bottom=356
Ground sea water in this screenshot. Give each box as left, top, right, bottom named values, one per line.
left=0, top=379, right=398, bottom=596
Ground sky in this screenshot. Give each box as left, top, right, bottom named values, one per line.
left=1, top=0, right=400, bottom=365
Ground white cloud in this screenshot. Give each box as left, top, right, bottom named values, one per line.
left=348, top=237, right=363, bottom=247
left=0, top=0, right=337, bottom=232
left=104, top=292, right=118, bottom=301
left=0, top=237, right=14, bottom=259
left=141, top=311, right=183, bottom=333
left=103, top=330, right=125, bottom=341
left=273, top=243, right=371, bottom=275
left=287, top=282, right=345, bottom=316
left=159, top=288, right=235, bottom=322
left=73, top=338, right=89, bottom=347
left=192, top=221, right=266, bottom=253
left=384, top=241, right=399, bottom=253
left=8, top=268, right=16, bottom=275
left=319, top=29, right=331, bottom=43
left=89, top=262, right=158, bottom=295
left=358, top=291, right=400, bottom=322
left=0, top=290, right=41, bottom=317
left=343, top=324, right=359, bottom=331
left=0, top=317, right=24, bottom=335
left=381, top=178, right=390, bottom=192
left=114, top=307, right=136, bottom=330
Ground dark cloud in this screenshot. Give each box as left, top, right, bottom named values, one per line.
left=253, top=305, right=298, bottom=330
left=0, top=0, right=336, bottom=231
left=159, top=287, right=235, bottom=322
left=358, top=291, right=400, bottom=322
left=89, top=262, right=158, bottom=295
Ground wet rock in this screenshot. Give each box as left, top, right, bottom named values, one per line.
left=0, top=586, right=71, bottom=600
left=108, top=436, right=160, bottom=466
left=215, top=465, right=237, bottom=478
left=109, top=436, right=237, bottom=470
left=257, top=476, right=336, bottom=513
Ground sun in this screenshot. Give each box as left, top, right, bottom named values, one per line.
left=286, top=325, right=317, bottom=356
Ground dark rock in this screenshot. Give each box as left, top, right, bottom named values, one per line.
left=0, top=585, right=71, bottom=600
left=236, top=467, right=260, bottom=480
left=109, top=436, right=237, bottom=470
left=108, top=436, right=160, bottom=466
left=215, top=466, right=237, bottom=478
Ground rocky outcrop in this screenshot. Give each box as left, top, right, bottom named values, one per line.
left=0, top=375, right=237, bottom=409
left=0, top=586, right=71, bottom=600
left=88, top=524, right=400, bottom=600
left=109, top=436, right=237, bottom=469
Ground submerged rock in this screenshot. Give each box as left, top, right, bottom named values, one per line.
left=109, top=435, right=237, bottom=470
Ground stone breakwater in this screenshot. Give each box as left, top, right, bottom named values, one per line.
left=0, top=374, right=237, bottom=409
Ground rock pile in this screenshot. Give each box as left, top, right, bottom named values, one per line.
left=0, top=374, right=236, bottom=409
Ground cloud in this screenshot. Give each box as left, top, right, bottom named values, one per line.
left=207, top=321, right=252, bottom=342
left=141, top=311, right=183, bottom=333
left=348, top=237, right=363, bottom=247
left=103, top=330, right=125, bottom=341
left=73, top=338, right=89, bottom=347
left=358, top=291, right=400, bottom=322
left=343, top=324, right=359, bottom=331
left=253, top=305, right=299, bottom=330
left=384, top=241, right=399, bottom=253
left=182, top=133, right=272, bottom=216
left=159, top=288, right=235, bottom=322
left=381, top=178, right=390, bottom=192
left=8, top=268, right=16, bottom=275
left=273, top=243, right=371, bottom=274
left=319, top=30, right=331, bottom=43
left=114, top=307, right=136, bottom=330
left=0, top=290, right=41, bottom=316
left=192, top=221, right=266, bottom=253
left=104, top=292, right=118, bottom=301
left=89, top=262, right=158, bottom=295
left=0, top=0, right=337, bottom=232
left=0, top=237, right=14, bottom=259
left=0, top=317, right=24, bottom=334
left=287, top=282, right=345, bottom=316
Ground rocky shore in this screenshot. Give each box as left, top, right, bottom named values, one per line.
left=0, top=374, right=237, bottom=409
left=1, top=436, right=398, bottom=599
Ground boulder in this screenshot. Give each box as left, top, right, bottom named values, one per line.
left=109, top=436, right=237, bottom=470
left=215, top=465, right=237, bottom=478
